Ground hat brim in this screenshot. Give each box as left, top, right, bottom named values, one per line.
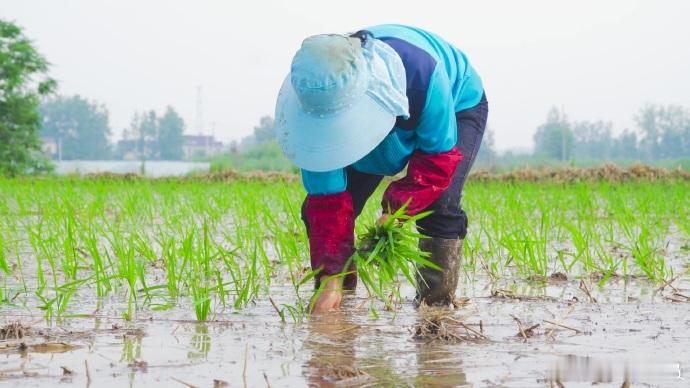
left=275, top=76, right=395, bottom=172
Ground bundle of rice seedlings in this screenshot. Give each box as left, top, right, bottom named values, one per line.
left=349, top=204, right=440, bottom=310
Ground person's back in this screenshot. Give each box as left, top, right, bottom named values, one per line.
left=365, top=24, right=484, bottom=112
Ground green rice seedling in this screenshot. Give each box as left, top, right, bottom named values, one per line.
left=181, top=221, right=230, bottom=321
left=82, top=224, right=112, bottom=297
left=110, top=234, right=141, bottom=320
left=190, top=282, right=212, bottom=321
left=0, top=231, right=9, bottom=275
left=255, top=236, right=273, bottom=293
left=28, top=229, right=54, bottom=287
left=475, top=195, right=509, bottom=277
left=234, top=243, right=261, bottom=310
left=55, top=282, right=79, bottom=318
left=8, top=233, right=27, bottom=294
left=61, top=209, right=80, bottom=282
left=193, top=222, right=214, bottom=320
left=563, top=221, right=596, bottom=274
left=611, top=192, right=669, bottom=282
left=500, top=228, right=549, bottom=278
left=159, top=235, right=180, bottom=300
left=0, top=216, right=10, bottom=302
left=674, top=191, right=690, bottom=239
left=38, top=293, right=56, bottom=321
left=25, top=220, right=53, bottom=294
left=239, top=195, right=274, bottom=291
left=214, top=268, right=229, bottom=310
left=179, top=226, right=206, bottom=320
left=131, top=232, right=159, bottom=302
left=217, top=243, right=242, bottom=301
left=628, top=225, right=670, bottom=282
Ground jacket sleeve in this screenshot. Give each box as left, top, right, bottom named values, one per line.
left=301, top=169, right=354, bottom=279
left=382, top=147, right=463, bottom=215
left=304, top=192, right=355, bottom=278
left=382, top=66, right=463, bottom=215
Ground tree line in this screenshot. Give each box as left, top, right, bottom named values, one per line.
left=533, top=105, right=690, bottom=161
left=477, top=105, right=690, bottom=167
left=39, top=95, right=186, bottom=161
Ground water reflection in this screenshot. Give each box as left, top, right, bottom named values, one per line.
left=304, top=313, right=365, bottom=387
left=120, top=334, right=142, bottom=364
left=414, top=343, right=466, bottom=387
left=120, top=333, right=143, bottom=388
left=303, top=307, right=468, bottom=387
left=187, top=323, right=211, bottom=359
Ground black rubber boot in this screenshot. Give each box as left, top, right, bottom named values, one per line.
left=415, top=237, right=463, bottom=306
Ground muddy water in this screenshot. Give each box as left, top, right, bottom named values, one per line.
left=1, top=276, right=688, bottom=388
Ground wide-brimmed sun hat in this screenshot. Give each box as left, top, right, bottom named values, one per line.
left=275, top=33, right=409, bottom=172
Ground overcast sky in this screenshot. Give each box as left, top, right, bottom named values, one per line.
left=3, top=0, right=690, bottom=150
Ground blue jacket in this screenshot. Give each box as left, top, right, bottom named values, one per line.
left=302, top=24, right=484, bottom=195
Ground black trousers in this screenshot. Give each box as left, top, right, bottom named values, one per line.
left=303, top=92, right=489, bottom=240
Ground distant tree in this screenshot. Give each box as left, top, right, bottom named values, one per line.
left=253, top=115, right=275, bottom=143
left=240, top=115, right=275, bottom=150
left=229, top=140, right=239, bottom=154
left=611, top=129, right=639, bottom=159
left=533, top=107, right=573, bottom=161
left=39, top=95, right=112, bottom=160
left=0, top=19, right=56, bottom=176
left=156, top=106, right=185, bottom=160
left=635, top=104, right=690, bottom=159
left=635, top=105, right=662, bottom=159
left=572, top=120, right=614, bottom=160
left=127, top=111, right=158, bottom=160
left=657, top=106, right=690, bottom=159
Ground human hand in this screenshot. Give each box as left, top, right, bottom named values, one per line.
left=311, top=277, right=343, bottom=315
left=376, top=213, right=391, bottom=226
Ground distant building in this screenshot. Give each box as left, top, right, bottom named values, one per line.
left=183, top=134, right=224, bottom=159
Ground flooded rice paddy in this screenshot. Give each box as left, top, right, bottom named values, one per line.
left=2, top=278, right=688, bottom=387
left=1, top=174, right=688, bottom=387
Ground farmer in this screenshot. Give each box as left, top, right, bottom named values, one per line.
left=275, top=24, right=488, bottom=313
